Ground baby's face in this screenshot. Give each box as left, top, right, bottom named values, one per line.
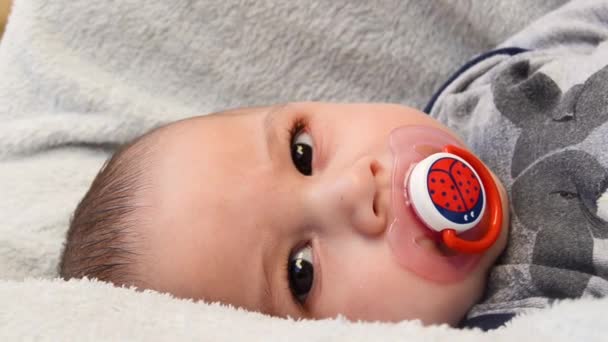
left=137, top=102, right=508, bottom=325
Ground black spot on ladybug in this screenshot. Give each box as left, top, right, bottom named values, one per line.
left=446, top=203, right=450, bottom=208
left=459, top=181, right=463, bottom=186
left=451, top=186, right=455, bottom=190
left=453, top=195, right=457, bottom=200
left=440, top=179, right=445, bottom=184
left=467, top=180, right=471, bottom=185
left=457, top=170, right=461, bottom=175
left=431, top=178, right=436, bottom=183
left=470, top=198, right=474, bottom=203
left=442, top=191, right=446, bottom=196
left=474, top=186, right=478, bottom=191
left=466, top=189, right=470, bottom=194
left=430, top=190, right=435, bottom=195
left=458, top=205, right=462, bottom=210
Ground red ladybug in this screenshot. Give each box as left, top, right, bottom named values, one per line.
left=408, top=153, right=485, bottom=232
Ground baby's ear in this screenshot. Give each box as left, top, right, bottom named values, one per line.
left=551, top=84, right=583, bottom=122
left=568, top=64, right=608, bottom=125
left=492, top=60, right=562, bottom=126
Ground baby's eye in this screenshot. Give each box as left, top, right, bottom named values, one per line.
left=290, top=128, right=313, bottom=176
left=288, top=245, right=314, bottom=304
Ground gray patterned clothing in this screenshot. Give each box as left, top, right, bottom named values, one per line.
left=427, top=0, right=608, bottom=330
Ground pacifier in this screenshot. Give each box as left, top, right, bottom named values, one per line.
left=386, top=125, right=503, bottom=283
left=407, top=145, right=502, bottom=254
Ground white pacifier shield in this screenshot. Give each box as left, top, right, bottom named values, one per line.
left=407, top=152, right=486, bottom=233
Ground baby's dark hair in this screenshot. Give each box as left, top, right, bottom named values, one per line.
left=58, top=129, right=159, bottom=287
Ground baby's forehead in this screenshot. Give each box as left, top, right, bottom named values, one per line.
left=147, top=105, right=276, bottom=143
left=136, top=107, right=286, bottom=309
left=145, top=105, right=278, bottom=202
left=212, top=105, right=278, bottom=117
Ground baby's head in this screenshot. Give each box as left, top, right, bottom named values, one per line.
left=59, top=102, right=509, bottom=325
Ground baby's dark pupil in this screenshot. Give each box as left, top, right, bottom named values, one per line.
left=288, top=257, right=313, bottom=303
left=291, top=143, right=312, bottom=176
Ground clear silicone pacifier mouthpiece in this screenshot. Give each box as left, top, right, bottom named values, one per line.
left=386, top=125, right=503, bottom=283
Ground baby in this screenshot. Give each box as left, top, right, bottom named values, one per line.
left=59, top=1, right=608, bottom=330
left=58, top=102, right=510, bottom=326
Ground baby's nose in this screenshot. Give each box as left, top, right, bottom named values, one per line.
left=313, top=156, right=386, bottom=236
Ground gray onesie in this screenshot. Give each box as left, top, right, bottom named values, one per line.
left=427, top=0, right=608, bottom=330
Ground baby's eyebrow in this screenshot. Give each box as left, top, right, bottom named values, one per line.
left=263, top=107, right=277, bottom=135
left=263, top=103, right=288, bottom=132
left=262, top=104, right=288, bottom=163
left=263, top=105, right=286, bottom=138
left=259, top=255, right=276, bottom=315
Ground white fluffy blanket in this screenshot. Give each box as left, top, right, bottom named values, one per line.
left=3, top=0, right=607, bottom=340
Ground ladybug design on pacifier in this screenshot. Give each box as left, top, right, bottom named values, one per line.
left=407, top=145, right=502, bottom=254
left=409, top=153, right=485, bottom=231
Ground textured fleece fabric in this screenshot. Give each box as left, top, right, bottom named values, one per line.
left=429, top=0, right=608, bottom=329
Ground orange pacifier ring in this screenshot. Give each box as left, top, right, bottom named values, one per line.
left=407, top=144, right=503, bottom=254
left=440, top=145, right=503, bottom=254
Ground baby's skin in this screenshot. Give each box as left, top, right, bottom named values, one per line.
left=133, top=102, right=509, bottom=325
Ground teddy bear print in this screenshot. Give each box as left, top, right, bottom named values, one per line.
left=492, top=61, right=608, bottom=178
left=510, top=150, right=608, bottom=298
left=490, top=59, right=608, bottom=300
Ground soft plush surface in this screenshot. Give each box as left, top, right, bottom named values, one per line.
left=4, top=0, right=607, bottom=340
left=1, top=278, right=607, bottom=341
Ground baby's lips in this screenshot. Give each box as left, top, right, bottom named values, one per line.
left=386, top=125, right=483, bottom=283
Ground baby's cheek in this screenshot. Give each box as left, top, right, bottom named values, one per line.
left=313, top=235, right=492, bottom=324
left=310, top=252, right=398, bottom=321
